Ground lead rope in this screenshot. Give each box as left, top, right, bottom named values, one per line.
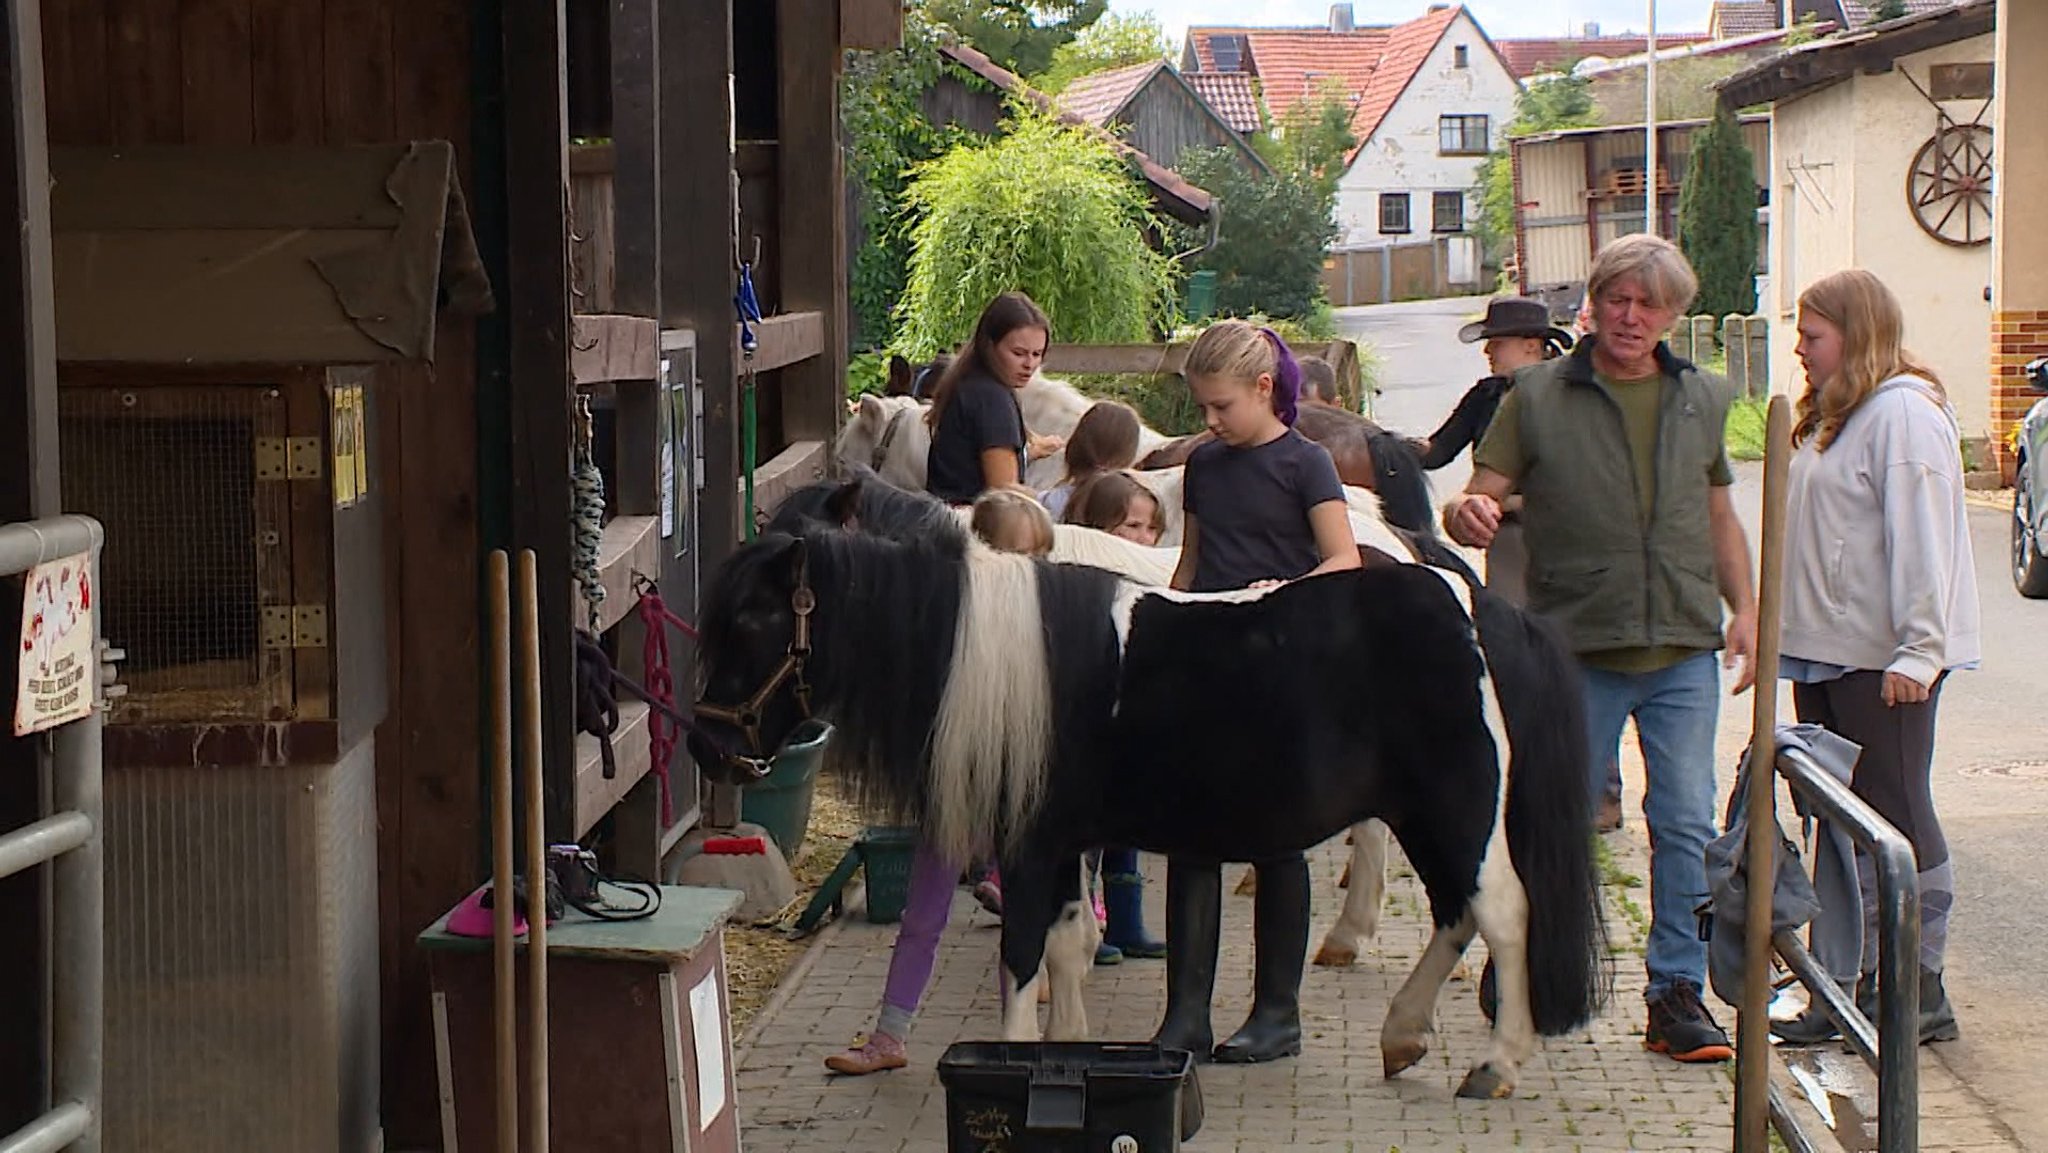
left=637, top=580, right=699, bottom=826
left=571, top=396, right=606, bottom=630
left=736, top=261, right=763, bottom=541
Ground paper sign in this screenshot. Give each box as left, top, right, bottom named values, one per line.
left=690, top=969, right=728, bottom=1130
left=15, top=554, right=95, bottom=735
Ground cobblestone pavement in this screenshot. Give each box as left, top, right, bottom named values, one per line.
left=734, top=822, right=1747, bottom=1153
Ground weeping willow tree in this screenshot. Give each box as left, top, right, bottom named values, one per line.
left=895, top=103, right=1179, bottom=360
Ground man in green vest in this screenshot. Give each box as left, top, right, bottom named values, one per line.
left=1444, top=234, right=1757, bottom=1064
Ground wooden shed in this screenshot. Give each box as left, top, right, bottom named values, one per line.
left=0, top=1, right=895, bottom=1149
left=1057, top=59, right=1271, bottom=176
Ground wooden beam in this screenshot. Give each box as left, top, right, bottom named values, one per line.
left=578, top=514, right=660, bottom=634
left=841, top=0, right=903, bottom=50
left=570, top=313, right=658, bottom=384
left=741, top=439, right=828, bottom=529
left=0, top=0, right=60, bottom=1128
left=572, top=699, right=653, bottom=839
left=664, top=0, right=738, bottom=567
left=736, top=310, right=825, bottom=374
left=503, top=0, right=579, bottom=841
left=608, top=0, right=659, bottom=319
left=1042, top=342, right=1191, bottom=376
left=777, top=0, right=849, bottom=449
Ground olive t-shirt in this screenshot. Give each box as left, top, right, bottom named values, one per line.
left=1473, top=372, right=1734, bottom=674
left=925, top=372, right=1026, bottom=505
left=1182, top=429, right=1345, bottom=593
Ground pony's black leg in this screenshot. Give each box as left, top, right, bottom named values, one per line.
left=1041, top=853, right=1095, bottom=1041
left=1152, top=856, right=1221, bottom=1058
left=998, top=846, right=1093, bottom=1042
left=1213, top=852, right=1309, bottom=1063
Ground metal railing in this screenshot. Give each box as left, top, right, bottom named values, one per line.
left=1767, top=743, right=1921, bottom=1153
left=0, top=516, right=105, bottom=1153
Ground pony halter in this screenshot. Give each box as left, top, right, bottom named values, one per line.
left=692, top=555, right=817, bottom=778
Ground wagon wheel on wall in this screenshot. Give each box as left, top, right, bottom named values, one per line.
left=1906, top=123, right=1994, bottom=248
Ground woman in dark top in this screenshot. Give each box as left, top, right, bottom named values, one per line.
left=924, top=293, right=1063, bottom=504
left=1414, top=296, right=1571, bottom=470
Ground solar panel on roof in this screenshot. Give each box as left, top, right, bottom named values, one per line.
left=1212, top=35, right=1245, bottom=72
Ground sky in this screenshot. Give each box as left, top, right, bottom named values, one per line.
left=1121, top=0, right=1719, bottom=43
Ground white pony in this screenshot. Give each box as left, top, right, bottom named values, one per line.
left=838, top=376, right=1177, bottom=494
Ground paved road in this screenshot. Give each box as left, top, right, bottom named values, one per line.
left=1338, top=296, right=2048, bottom=1149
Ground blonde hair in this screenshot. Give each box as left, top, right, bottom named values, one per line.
left=969, top=486, right=1055, bottom=556
left=1184, top=319, right=1302, bottom=424
left=1793, top=269, right=1946, bottom=451
left=1588, top=233, right=1699, bottom=316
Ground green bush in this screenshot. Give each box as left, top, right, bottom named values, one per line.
left=895, top=103, right=1178, bottom=360
left=1725, top=397, right=1768, bottom=461
left=1677, top=105, right=1759, bottom=317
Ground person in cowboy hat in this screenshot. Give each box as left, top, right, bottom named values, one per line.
left=1412, top=297, right=1574, bottom=474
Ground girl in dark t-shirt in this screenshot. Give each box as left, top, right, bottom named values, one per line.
left=924, top=293, right=1063, bottom=504
left=1155, top=320, right=1360, bottom=1067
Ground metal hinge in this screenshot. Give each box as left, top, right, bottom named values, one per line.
left=255, top=437, right=325, bottom=481
left=261, top=605, right=329, bottom=649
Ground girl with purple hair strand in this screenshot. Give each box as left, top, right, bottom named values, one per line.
left=1154, top=319, right=1359, bottom=1065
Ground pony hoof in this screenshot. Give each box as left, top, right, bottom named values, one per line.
left=1455, top=1064, right=1515, bottom=1099
left=1313, top=941, right=1358, bottom=967
left=1381, top=1035, right=1430, bottom=1078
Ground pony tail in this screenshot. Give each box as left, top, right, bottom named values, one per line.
left=1261, top=327, right=1302, bottom=428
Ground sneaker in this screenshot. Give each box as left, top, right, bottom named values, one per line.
left=1645, top=980, right=1734, bottom=1063
left=825, top=1032, right=908, bottom=1076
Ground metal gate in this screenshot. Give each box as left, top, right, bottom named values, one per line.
left=0, top=516, right=106, bottom=1153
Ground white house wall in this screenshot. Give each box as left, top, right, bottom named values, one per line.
left=1334, top=11, right=1522, bottom=248
left=1766, top=35, right=1995, bottom=441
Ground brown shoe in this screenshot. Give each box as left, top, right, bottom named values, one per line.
left=825, top=1033, right=908, bottom=1076
left=1595, top=794, right=1624, bottom=833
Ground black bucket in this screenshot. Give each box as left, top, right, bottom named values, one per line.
left=935, top=1041, right=1203, bottom=1152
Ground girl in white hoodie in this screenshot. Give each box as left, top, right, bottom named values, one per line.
left=1772, top=269, right=1981, bottom=1047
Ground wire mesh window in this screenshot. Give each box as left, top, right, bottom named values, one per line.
left=58, top=385, right=293, bottom=721
left=1439, top=114, right=1490, bottom=156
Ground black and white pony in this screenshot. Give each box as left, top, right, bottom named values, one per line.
left=691, top=480, right=1606, bottom=1099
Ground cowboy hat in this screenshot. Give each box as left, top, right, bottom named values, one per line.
left=1458, top=297, right=1573, bottom=347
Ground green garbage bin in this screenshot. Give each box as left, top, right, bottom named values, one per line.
left=1184, top=270, right=1218, bottom=322
left=739, top=719, right=833, bottom=859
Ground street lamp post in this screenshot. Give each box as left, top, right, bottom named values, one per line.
left=1646, top=0, right=1660, bottom=237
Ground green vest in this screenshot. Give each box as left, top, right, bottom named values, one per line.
left=1512, top=342, right=1733, bottom=655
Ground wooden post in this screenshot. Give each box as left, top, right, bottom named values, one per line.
left=0, top=0, right=59, bottom=1128
left=503, top=0, right=579, bottom=839
left=775, top=0, right=848, bottom=449
left=517, top=551, right=550, bottom=1153
left=1734, top=395, right=1793, bottom=1151
left=487, top=552, right=519, bottom=1153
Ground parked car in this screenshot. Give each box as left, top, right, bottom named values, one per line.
left=2014, top=357, right=2048, bottom=598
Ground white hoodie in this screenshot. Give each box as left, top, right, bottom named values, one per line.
left=1780, top=376, right=1982, bottom=686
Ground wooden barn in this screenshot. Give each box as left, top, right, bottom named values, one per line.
left=0, top=1, right=896, bottom=1150
left=1056, top=59, right=1270, bottom=176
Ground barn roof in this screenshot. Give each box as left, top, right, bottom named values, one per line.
left=1056, top=60, right=1167, bottom=127
left=1496, top=32, right=1711, bottom=77
left=1715, top=0, right=1993, bottom=109
left=937, top=43, right=1214, bottom=223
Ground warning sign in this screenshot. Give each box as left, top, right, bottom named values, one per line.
left=15, top=553, right=95, bottom=735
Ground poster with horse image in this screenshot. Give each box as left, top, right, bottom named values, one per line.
left=15, top=553, right=95, bottom=735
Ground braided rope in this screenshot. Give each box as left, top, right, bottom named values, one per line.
left=639, top=586, right=698, bottom=826
left=572, top=405, right=607, bottom=630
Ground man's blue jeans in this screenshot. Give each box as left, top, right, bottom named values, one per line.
left=1581, top=651, right=1721, bottom=1001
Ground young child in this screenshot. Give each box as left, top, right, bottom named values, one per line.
left=1065, top=470, right=1164, bottom=547
left=968, top=485, right=1055, bottom=555
left=1041, top=401, right=1142, bottom=519
left=1156, top=319, right=1360, bottom=1065
left=824, top=484, right=1052, bottom=1077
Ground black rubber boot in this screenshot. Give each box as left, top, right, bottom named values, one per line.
left=1213, top=856, right=1309, bottom=1064
left=1919, top=967, right=1960, bottom=1044
left=1152, top=858, right=1220, bottom=1059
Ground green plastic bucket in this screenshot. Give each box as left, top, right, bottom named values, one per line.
left=858, top=825, right=921, bottom=924
left=739, top=720, right=833, bottom=859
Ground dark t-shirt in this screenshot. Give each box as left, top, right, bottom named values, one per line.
left=1182, top=429, right=1345, bottom=592
left=926, top=371, right=1026, bottom=504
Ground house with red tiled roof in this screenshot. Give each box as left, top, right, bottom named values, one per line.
left=1056, top=60, right=1269, bottom=175
left=1183, top=4, right=1523, bottom=249
left=1495, top=30, right=1713, bottom=78
left=1183, top=72, right=1262, bottom=134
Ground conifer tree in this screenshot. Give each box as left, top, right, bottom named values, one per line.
left=1676, top=104, right=1759, bottom=317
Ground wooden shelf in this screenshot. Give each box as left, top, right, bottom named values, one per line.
left=581, top=515, right=660, bottom=635
left=571, top=314, right=658, bottom=384
left=572, top=699, right=651, bottom=840
left=736, top=311, right=824, bottom=373
left=738, top=439, right=828, bottom=529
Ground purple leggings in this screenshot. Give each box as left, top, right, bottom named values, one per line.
left=877, top=844, right=963, bottom=1039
